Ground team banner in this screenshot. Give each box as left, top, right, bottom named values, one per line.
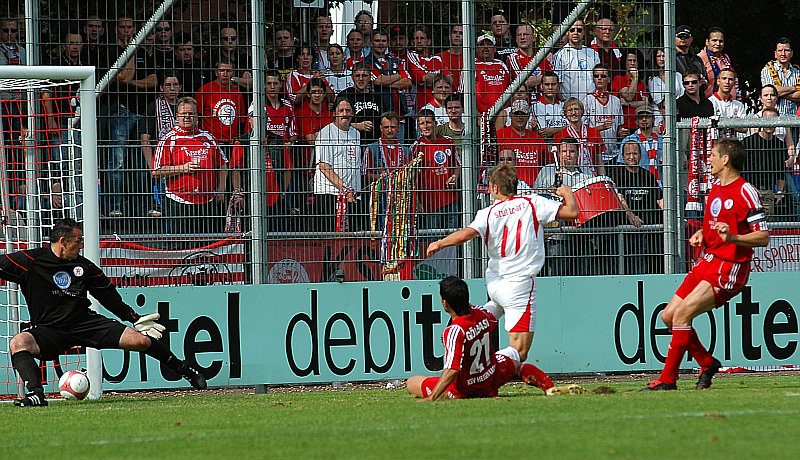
left=101, top=237, right=246, bottom=287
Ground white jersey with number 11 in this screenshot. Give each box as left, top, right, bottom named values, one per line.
left=469, top=195, right=562, bottom=279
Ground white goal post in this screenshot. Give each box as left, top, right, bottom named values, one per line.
left=0, top=65, right=102, bottom=400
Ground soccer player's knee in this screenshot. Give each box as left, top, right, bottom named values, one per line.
left=660, top=309, right=673, bottom=327
left=126, top=333, right=152, bottom=351
left=9, top=333, right=35, bottom=353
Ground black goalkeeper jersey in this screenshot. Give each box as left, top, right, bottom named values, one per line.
left=0, top=247, right=138, bottom=327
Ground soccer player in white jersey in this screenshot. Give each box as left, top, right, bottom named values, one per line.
left=426, top=163, right=578, bottom=368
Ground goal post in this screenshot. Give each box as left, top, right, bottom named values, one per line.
left=0, top=65, right=101, bottom=400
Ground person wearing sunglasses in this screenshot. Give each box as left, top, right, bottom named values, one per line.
left=677, top=70, right=714, bottom=119
left=552, top=19, right=601, bottom=100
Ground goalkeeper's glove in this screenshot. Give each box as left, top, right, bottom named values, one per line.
left=134, top=313, right=166, bottom=340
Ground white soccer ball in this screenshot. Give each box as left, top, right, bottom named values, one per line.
left=59, top=370, right=90, bottom=400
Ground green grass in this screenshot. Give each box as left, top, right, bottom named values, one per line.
left=2, top=375, right=800, bottom=459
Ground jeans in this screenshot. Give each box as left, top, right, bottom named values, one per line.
left=105, top=105, right=142, bottom=213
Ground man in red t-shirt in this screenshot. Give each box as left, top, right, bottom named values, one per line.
left=406, top=25, right=448, bottom=111
left=413, top=109, right=460, bottom=230
left=506, top=23, right=553, bottom=93
left=195, top=60, right=246, bottom=148
left=436, top=25, right=463, bottom=91
left=496, top=100, right=549, bottom=185
left=461, top=34, right=510, bottom=114
left=152, top=97, right=228, bottom=236
left=643, top=138, right=769, bottom=392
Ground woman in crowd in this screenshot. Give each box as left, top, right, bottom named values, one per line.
left=286, top=44, right=323, bottom=107
left=612, top=49, right=650, bottom=131
left=325, top=44, right=354, bottom=96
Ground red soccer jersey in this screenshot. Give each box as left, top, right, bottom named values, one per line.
left=153, top=126, right=228, bottom=204
left=406, top=51, right=448, bottom=110
left=467, top=60, right=511, bottom=114
left=443, top=307, right=503, bottom=398
left=611, top=75, right=649, bottom=130
left=413, top=136, right=460, bottom=212
left=195, top=81, right=245, bottom=143
left=295, top=102, right=333, bottom=171
left=285, top=70, right=312, bottom=105
left=496, top=127, right=550, bottom=184
left=436, top=50, right=463, bottom=92
left=506, top=50, right=553, bottom=86
left=703, top=177, right=767, bottom=263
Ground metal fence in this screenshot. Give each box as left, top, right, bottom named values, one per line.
left=3, top=1, right=798, bottom=285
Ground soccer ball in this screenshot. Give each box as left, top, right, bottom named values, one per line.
left=58, top=370, right=90, bottom=400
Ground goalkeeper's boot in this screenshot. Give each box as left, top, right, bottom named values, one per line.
left=14, top=388, right=48, bottom=407
left=640, top=380, right=678, bottom=392
left=179, top=363, right=207, bottom=390
left=696, top=358, right=722, bottom=390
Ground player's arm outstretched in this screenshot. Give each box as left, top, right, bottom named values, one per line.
left=84, top=262, right=165, bottom=338
left=426, top=228, right=479, bottom=257
left=554, top=185, right=579, bottom=221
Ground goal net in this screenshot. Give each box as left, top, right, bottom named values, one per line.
left=0, top=65, right=100, bottom=399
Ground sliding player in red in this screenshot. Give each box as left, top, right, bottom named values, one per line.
left=644, top=138, right=769, bottom=391
left=407, top=276, right=580, bottom=400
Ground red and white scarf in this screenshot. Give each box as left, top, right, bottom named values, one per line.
left=638, top=130, right=659, bottom=181
left=566, top=123, right=595, bottom=174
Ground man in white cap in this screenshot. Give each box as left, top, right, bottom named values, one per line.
left=460, top=33, right=510, bottom=114
left=496, top=99, right=549, bottom=186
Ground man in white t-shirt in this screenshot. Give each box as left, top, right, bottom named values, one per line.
left=582, top=64, right=624, bottom=163
left=426, top=163, right=578, bottom=363
left=709, top=68, right=747, bottom=138
left=552, top=20, right=600, bottom=100
left=314, top=98, right=363, bottom=231
left=533, top=71, right=568, bottom=140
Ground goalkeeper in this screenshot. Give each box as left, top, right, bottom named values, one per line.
left=2, top=218, right=207, bottom=407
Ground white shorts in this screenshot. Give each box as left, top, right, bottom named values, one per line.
left=484, top=272, right=537, bottom=333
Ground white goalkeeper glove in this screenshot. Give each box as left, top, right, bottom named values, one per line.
left=134, top=313, right=166, bottom=340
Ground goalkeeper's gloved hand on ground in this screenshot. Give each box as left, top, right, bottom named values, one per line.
left=134, top=313, right=166, bottom=339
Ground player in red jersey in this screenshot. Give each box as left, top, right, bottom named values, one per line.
left=407, top=277, right=559, bottom=400
left=643, top=138, right=769, bottom=391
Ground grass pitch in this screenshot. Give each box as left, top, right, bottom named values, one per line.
left=2, top=374, right=799, bottom=459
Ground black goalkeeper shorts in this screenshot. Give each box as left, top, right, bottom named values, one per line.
left=25, top=312, right=128, bottom=360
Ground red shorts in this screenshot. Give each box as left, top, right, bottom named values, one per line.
left=421, top=354, right=517, bottom=399
left=676, top=253, right=750, bottom=306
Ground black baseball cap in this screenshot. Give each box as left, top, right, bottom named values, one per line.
left=676, top=25, right=692, bottom=39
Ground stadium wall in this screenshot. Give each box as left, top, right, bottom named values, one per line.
left=3, top=273, right=798, bottom=392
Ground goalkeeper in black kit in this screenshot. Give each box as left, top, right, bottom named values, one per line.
left=2, top=218, right=207, bottom=407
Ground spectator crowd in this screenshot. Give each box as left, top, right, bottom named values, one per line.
left=1, top=6, right=799, bottom=275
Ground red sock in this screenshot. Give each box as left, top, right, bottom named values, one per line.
left=687, top=328, right=715, bottom=369
left=520, top=363, right=554, bottom=391
left=658, top=326, right=691, bottom=384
